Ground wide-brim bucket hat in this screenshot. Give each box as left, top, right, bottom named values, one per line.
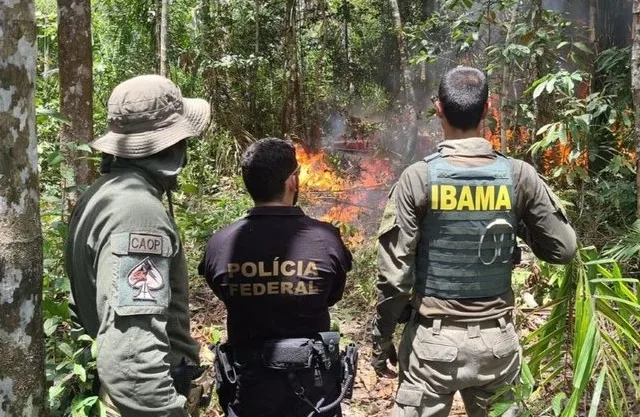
left=91, top=74, right=211, bottom=158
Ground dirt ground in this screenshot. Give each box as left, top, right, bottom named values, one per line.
left=189, top=284, right=468, bottom=417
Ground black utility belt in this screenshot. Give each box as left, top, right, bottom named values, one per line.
left=232, top=332, right=341, bottom=371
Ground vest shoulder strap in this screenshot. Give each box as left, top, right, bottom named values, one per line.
left=423, top=152, right=441, bottom=164
left=494, top=150, right=510, bottom=160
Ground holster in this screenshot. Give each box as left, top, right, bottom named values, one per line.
left=341, top=343, right=358, bottom=399
left=212, top=343, right=237, bottom=413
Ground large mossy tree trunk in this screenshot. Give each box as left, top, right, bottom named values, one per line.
left=633, top=0, right=640, bottom=218
left=57, top=0, right=94, bottom=207
left=0, top=0, right=46, bottom=415
left=389, top=0, right=418, bottom=163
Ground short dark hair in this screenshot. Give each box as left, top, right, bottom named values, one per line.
left=438, top=67, right=489, bottom=131
left=241, top=138, right=297, bottom=203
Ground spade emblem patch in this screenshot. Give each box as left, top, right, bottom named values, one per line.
left=127, top=257, right=164, bottom=301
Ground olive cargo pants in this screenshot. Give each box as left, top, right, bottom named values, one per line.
left=98, top=377, right=208, bottom=417
left=392, top=316, right=521, bottom=417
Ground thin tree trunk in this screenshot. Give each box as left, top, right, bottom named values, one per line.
left=159, top=0, right=169, bottom=76
left=632, top=0, right=640, bottom=218
left=0, top=1, right=46, bottom=415
left=282, top=0, right=303, bottom=139
left=251, top=0, right=260, bottom=134
left=500, top=0, right=519, bottom=153
left=530, top=0, right=543, bottom=167
left=310, top=0, right=329, bottom=151
left=389, top=0, right=418, bottom=162
left=343, top=0, right=353, bottom=94
left=57, top=0, right=94, bottom=209
left=589, top=0, right=597, bottom=45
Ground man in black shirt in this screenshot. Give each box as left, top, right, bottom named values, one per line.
left=199, top=138, right=352, bottom=417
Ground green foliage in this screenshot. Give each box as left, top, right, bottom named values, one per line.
left=520, top=248, right=640, bottom=416
left=343, top=240, right=379, bottom=309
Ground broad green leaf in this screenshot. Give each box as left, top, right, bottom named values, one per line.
left=546, top=78, right=556, bottom=93
left=58, top=342, right=74, bottom=358
left=533, top=81, right=547, bottom=99
left=77, top=334, right=93, bottom=342
left=536, top=123, right=553, bottom=136
left=76, top=144, right=93, bottom=153
left=49, top=384, right=65, bottom=400
left=44, top=317, right=60, bottom=337
left=73, top=363, right=87, bottom=382
left=489, top=402, right=513, bottom=417
left=573, top=42, right=592, bottom=53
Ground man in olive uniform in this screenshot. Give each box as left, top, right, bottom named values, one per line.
left=199, top=138, right=353, bottom=417
left=371, top=67, right=577, bottom=417
left=65, top=75, right=211, bottom=416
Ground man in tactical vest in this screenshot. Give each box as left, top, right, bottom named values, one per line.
left=65, top=75, right=211, bottom=416
left=371, top=67, right=577, bottom=417
left=199, top=138, right=355, bottom=417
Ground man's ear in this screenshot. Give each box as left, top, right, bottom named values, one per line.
left=482, top=101, right=489, bottom=119
left=434, top=100, right=444, bottom=119
left=285, top=174, right=296, bottom=192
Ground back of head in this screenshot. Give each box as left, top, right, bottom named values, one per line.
left=438, top=67, right=488, bottom=131
left=241, top=138, right=297, bottom=204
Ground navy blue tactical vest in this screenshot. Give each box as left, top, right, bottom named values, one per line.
left=415, top=152, right=517, bottom=299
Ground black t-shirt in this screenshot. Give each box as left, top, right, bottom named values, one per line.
left=199, top=206, right=352, bottom=347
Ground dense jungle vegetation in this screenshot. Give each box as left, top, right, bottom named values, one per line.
left=3, top=0, right=640, bottom=415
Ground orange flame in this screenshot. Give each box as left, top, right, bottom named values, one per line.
left=295, top=145, right=394, bottom=242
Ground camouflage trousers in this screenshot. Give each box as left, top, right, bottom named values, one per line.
left=392, top=315, right=521, bottom=417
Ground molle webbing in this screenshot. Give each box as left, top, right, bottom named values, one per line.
left=415, top=153, right=517, bottom=299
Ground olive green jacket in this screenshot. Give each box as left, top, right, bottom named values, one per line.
left=65, top=159, right=199, bottom=416
left=374, top=138, right=578, bottom=340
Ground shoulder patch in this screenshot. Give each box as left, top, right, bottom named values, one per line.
left=128, top=233, right=163, bottom=255
left=127, top=257, right=164, bottom=300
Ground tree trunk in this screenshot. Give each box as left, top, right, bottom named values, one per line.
left=159, top=0, right=169, bottom=76
left=633, top=0, right=640, bottom=218
left=282, top=0, right=303, bottom=140
left=589, top=0, right=597, bottom=45
left=251, top=0, right=260, bottom=134
left=499, top=0, right=519, bottom=153
left=0, top=1, right=46, bottom=415
left=57, top=0, right=94, bottom=208
left=389, top=0, right=418, bottom=162
left=342, top=0, right=353, bottom=94
left=530, top=0, right=544, bottom=167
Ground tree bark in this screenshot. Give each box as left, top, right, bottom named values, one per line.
left=530, top=0, right=544, bottom=167
left=251, top=0, right=260, bottom=134
left=282, top=0, right=303, bottom=140
left=633, top=0, right=640, bottom=218
left=499, top=0, right=519, bottom=153
left=0, top=1, right=46, bottom=415
left=389, top=0, right=418, bottom=162
left=57, top=0, right=94, bottom=208
left=589, top=0, right=597, bottom=45
left=159, top=0, right=169, bottom=76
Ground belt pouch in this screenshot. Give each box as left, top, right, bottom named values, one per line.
left=262, top=338, right=314, bottom=370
